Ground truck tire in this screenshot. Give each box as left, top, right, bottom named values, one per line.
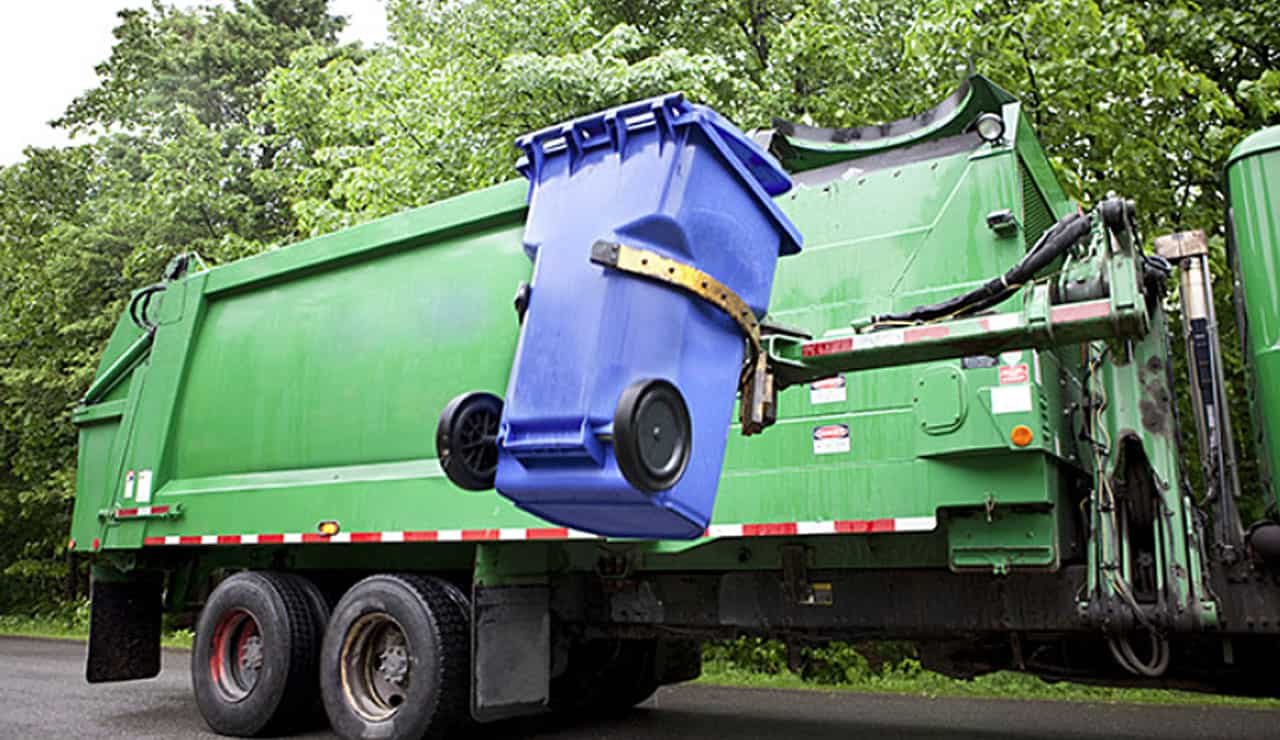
left=289, top=573, right=332, bottom=724
left=192, top=571, right=324, bottom=737
left=320, top=574, right=470, bottom=740
left=551, top=639, right=659, bottom=716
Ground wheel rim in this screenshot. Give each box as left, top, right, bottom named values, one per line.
left=634, top=391, right=684, bottom=479
left=437, top=391, right=504, bottom=490
left=209, top=608, right=263, bottom=702
left=456, top=404, right=500, bottom=480
left=340, top=613, right=413, bottom=722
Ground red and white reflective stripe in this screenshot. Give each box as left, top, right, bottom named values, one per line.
left=114, top=505, right=171, bottom=518
left=903, top=325, right=950, bottom=343
left=1050, top=299, right=1111, bottom=324
left=705, top=516, right=936, bottom=538
left=979, top=312, right=1023, bottom=332
left=802, top=324, right=955, bottom=358
left=140, top=517, right=938, bottom=546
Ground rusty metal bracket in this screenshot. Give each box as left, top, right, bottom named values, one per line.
left=780, top=545, right=832, bottom=606
left=590, top=240, right=776, bottom=435
left=1153, top=230, right=1209, bottom=260
left=98, top=504, right=183, bottom=522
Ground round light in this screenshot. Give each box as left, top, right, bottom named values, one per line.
left=318, top=520, right=341, bottom=536
left=975, top=113, right=1006, bottom=143
left=1010, top=425, right=1034, bottom=447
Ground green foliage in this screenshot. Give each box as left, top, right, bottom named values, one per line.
left=0, top=0, right=345, bottom=610
left=0, top=599, right=90, bottom=638
left=698, top=640, right=1280, bottom=708
left=1, top=0, right=1279, bottom=609
left=702, top=637, right=918, bottom=684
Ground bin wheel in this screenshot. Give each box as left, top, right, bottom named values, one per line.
left=613, top=379, right=691, bottom=493
left=191, top=571, right=323, bottom=737
left=436, top=392, right=503, bottom=491
left=320, top=574, right=470, bottom=740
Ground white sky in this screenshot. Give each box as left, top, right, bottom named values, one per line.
left=0, top=0, right=388, bottom=165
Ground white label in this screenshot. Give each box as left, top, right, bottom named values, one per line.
left=123, top=470, right=135, bottom=500
left=853, top=329, right=904, bottom=350
left=985, top=313, right=1023, bottom=332
left=812, top=424, right=851, bottom=455
left=999, top=350, right=1023, bottom=366
left=809, top=376, right=847, bottom=405
left=136, top=470, right=153, bottom=504
left=991, top=385, right=1033, bottom=415
left=1033, top=351, right=1042, bottom=385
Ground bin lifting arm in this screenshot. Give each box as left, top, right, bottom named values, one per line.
left=591, top=200, right=1155, bottom=437
left=757, top=199, right=1156, bottom=432
left=589, top=240, right=778, bottom=435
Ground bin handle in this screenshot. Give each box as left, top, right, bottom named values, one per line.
left=517, top=93, right=689, bottom=163
left=589, top=240, right=776, bottom=435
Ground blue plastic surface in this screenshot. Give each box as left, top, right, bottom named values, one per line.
left=496, top=93, right=802, bottom=539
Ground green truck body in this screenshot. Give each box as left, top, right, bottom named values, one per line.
left=71, top=77, right=1085, bottom=558
left=69, top=76, right=1280, bottom=738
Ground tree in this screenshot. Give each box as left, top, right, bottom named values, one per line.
left=0, top=0, right=345, bottom=610
left=3, top=0, right=1279, bottom=610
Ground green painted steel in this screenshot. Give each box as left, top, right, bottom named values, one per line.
left=1226, top=126, right=1280, bottom=510
left=68, top=76, right=1204, bottom=634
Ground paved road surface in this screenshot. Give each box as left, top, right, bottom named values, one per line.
left=1, top=635, right=1275, bottom=739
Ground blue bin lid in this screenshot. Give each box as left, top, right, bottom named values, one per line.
left=516, top=94, right=802, bottom=256
left=692, top=106, right=792, bottom=197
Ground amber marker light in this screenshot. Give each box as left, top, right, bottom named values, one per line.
left=1010, top=425, right=1034, bottom=447
left=318, top=520, right=341, bottom=536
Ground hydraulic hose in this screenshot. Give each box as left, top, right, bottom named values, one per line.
left=128, top=283, right=167, bottom=335
left=870, top=211, right=1093, bottom=325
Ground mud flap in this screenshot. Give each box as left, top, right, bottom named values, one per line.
left=86, top=569, right=163, bottom=683
left=471, top=585, right=550, bottom=722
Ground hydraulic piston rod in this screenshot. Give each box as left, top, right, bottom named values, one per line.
left=1154, top=230, right=1246, bottom=562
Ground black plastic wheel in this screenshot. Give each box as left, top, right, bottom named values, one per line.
left=436, top=392, right=503, bottom=491
left=320, top=574, right=471, bottom=740
left=191, top=571, right=323, bottom=737
left=613, top=379, right=691, bottom=493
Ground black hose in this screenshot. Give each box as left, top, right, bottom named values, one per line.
left=128, top=284, right=167, bottom=335
left=870, top=211, right=1093, bottom=325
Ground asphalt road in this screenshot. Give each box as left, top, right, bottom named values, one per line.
left=1, top=635, right=1276, bottom=739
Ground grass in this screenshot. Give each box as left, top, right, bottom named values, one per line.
left=0, top=602, right=194, bottom=649
left=699, top=652, right=1280, bottom=710
left=3, top=610, right=1275, bottom=710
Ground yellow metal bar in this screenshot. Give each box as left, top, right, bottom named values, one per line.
left=589, top=240, right=774, bottom=434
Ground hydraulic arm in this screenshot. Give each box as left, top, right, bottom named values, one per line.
left=757, top=199, right=1154, bottom=401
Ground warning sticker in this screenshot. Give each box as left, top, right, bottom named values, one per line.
left=813, top=424, right=851, bottom=455
left=809, top=376, right=847, bottom=405
left=123, top=470, right=136, bottom=500
left=136, top=469, right=153, bottom=504
left=999, top=350, right=1024, bottom=366
left=998, top=364, right=1029, bottom=385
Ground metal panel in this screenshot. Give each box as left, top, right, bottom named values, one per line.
left=472, top=585, right=550, bottom=722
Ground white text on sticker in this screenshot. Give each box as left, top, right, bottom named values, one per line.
left=813, top=424, right=851, bottom=455
left=810, top=376, right=847, bottom=405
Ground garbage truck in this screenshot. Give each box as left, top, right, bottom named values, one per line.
left=68, top=75, right=1280, bottom=738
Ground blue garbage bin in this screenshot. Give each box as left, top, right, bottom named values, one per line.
left=494, top=93, right=802, bottom=539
